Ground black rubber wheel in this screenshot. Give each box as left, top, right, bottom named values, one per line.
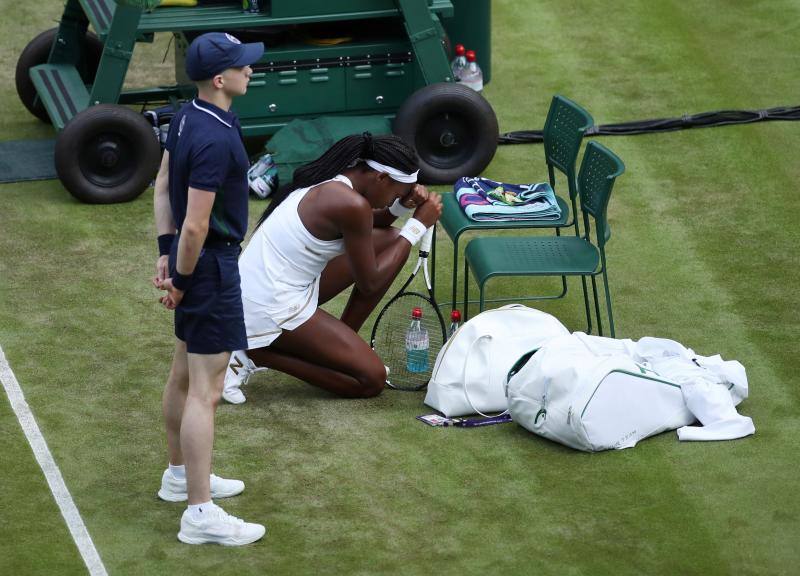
left=15, top=28, right=103, bottom=124
left=394, top=82, right=498, bottom=184
left=55, top=105, right=161, bottom=204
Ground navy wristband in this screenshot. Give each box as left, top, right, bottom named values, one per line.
left=172, top=270, right=192, bottom=292
left=157, top=234, right=175, bottom=256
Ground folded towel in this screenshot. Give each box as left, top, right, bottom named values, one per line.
left=455, top=177, right=561, bottom=221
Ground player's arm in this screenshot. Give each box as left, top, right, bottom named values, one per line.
left=337, top=192, right=441, bottom=296
left=175, top=187, right=214, bottom=274
left=337, top=196, right=411, bottom=296
left=154, top=151, right=175, bottom=235
left=371, top=207, right=396, bottom=228
left=159, top=187, right=214, bottom=309
left=371, top=184, right=430, bottom=228
left=153, top=151, right=176, bottom=284
left=159, top=138, right=227, bottom=309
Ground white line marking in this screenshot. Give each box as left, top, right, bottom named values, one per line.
left=0, top=344, right=108, bottom=576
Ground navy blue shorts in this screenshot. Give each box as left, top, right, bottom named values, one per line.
left=169, top=244, right=247, bottom=355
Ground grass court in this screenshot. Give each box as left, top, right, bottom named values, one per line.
left=1, top=1, right=799, bottom=574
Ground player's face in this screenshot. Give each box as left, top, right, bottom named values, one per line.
left=367, top=173, right=412, bottom=209
left=220, top=65, right=253, bottom=96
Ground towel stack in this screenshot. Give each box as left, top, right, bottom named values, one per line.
left=455, top=177, right=561, bottom=221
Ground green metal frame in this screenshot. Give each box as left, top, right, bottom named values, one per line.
left=432, top=95, right=594, bottom=310
left=28, top=0, right=457, bottom=133
left=463, top=141, right=625, bottom=337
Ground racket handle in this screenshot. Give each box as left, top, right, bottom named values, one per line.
left=420, top=226, right=434, bottom=253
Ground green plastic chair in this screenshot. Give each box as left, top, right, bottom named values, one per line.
left=463, top=141, right=625, bottom=336
left=433, top=94, right=594, bottom=309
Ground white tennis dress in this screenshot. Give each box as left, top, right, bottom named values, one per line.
left=238, top=175, right=349, bottom=349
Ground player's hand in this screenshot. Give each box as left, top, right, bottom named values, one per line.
left=157, top=277, right=185, bottom=310
left=412, top=191, right=443, bottom=228
left=400, top=184, right=430, bottom=209
left=152, top=255, right=169, bottom=288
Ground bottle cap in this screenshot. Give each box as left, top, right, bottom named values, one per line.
left=455, top=44, right=465, bottom=55
left=412, top=307, right=423, bottom=319
left=466, top=50, right=476, bottom=62
left=450, top=309, right=462, bottom=322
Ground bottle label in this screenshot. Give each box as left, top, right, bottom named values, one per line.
left=406, top=324, right=430, bottom=373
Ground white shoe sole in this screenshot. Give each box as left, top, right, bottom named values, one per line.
left=158, top=484, right=245, bottom=502
left=222, top=389, right=246, bottom=404
left=177, top=525, right=266, bottom=546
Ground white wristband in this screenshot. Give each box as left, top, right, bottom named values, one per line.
left=399, top=218, right=426, bottom=246
left=389, top=198, right=414, bottom=218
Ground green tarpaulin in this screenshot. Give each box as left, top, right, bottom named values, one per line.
left=264, top=115, right=392, bottom=185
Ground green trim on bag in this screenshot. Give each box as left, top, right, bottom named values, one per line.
left=506, top=348, right=540, bottom=383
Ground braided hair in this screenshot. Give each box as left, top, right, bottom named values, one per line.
left=256, top=132, right=418, bottom=228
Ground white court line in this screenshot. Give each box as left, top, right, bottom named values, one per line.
left=0, top=344, right=108, bottom=576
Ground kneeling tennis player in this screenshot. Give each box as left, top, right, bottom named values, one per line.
left=222, top=133, right=442, bottom=402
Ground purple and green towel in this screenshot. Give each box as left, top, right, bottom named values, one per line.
left=455, top=177, right=562, bottom=221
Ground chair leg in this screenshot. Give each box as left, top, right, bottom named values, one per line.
left=555, top=227, right=568, bottom=297
left=451, top=236, right=461, bottom=311
left=581, top=275, right=592, bottom=334
left=463, top=258, right=470, bottom=321
left=602, top=270, right=615, bottom=338
left=590, top=274, right=603, bottom=336
left=479, top=280, right=486, bottom=313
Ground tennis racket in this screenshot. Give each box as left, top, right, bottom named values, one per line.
left=371, top=226, right=446, bottom=391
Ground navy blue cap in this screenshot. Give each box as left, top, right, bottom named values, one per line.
left=185, top=32, right=265, bottom=81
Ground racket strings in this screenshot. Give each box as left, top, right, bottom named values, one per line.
left=372, top=293, right=444, bottom=391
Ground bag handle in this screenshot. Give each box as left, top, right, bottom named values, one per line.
left=462, top=334, right=509, bottom=418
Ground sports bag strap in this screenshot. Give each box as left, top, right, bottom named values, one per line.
left=461, top=334, right=509, bottom=418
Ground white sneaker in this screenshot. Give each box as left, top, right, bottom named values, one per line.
left=157, top=469, right=245, bottom=502
left=222, top=385, right=247, bottom=405
left=223, top=350, right=267, bottom=404
left=178, top=504, right=266, bottom=546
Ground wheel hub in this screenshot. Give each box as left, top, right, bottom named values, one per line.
left=416, top=111, right=475, bottom=169
left=439, top=131, right=457, bottom=147
left=97, top=142, right=120, bottom=168
left=79, top=132, right=136, bottom=187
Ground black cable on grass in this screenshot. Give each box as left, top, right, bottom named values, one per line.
left=498, top=105, right=800, bottom=144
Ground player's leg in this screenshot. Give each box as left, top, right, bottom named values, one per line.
left=319, top=226, right=407, bottom=331
left=247, top=308, right=387, bottom=398
left=181, top=351, right=228, bottom=504
left=163, top=339, right=189, bottom=466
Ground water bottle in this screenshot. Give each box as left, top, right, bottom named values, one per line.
left=405, top=307, right=430, bottom=373
left=450, top=44, right=468, bottom=81
left=448, top=309, right=462, bottom=339
left=461, top=50, right=484, bottom=92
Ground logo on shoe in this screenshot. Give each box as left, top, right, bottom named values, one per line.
left=229, top=355, right=244, bottom=375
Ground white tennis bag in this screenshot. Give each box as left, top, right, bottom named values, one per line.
left=507, top=333, right=704, bottom=451
left=424, top=304, right=569, bottom=417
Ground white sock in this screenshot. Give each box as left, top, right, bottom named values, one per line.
left=169, top=464, right=186, bottom=480
left=188, top=500, right=214, bottom=521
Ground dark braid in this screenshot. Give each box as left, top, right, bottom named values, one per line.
left=256, top=133, right=418, bottom=228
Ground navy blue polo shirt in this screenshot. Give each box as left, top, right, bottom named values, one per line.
left=166, top=99, right=250, bottom=244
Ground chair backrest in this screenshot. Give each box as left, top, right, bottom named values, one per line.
left=577, top=141, right=625, bottom=247
left=543, top=95, right=594, bottom=199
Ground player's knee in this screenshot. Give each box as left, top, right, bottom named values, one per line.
left=188, top=385, right=224, bottom=406
left=353, top=363, right=386, bottom=398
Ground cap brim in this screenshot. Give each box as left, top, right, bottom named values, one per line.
left=233, top=42, right=265, bottom=68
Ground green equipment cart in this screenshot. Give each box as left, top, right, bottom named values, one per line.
left=15, top=0, right=497, bottom=204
